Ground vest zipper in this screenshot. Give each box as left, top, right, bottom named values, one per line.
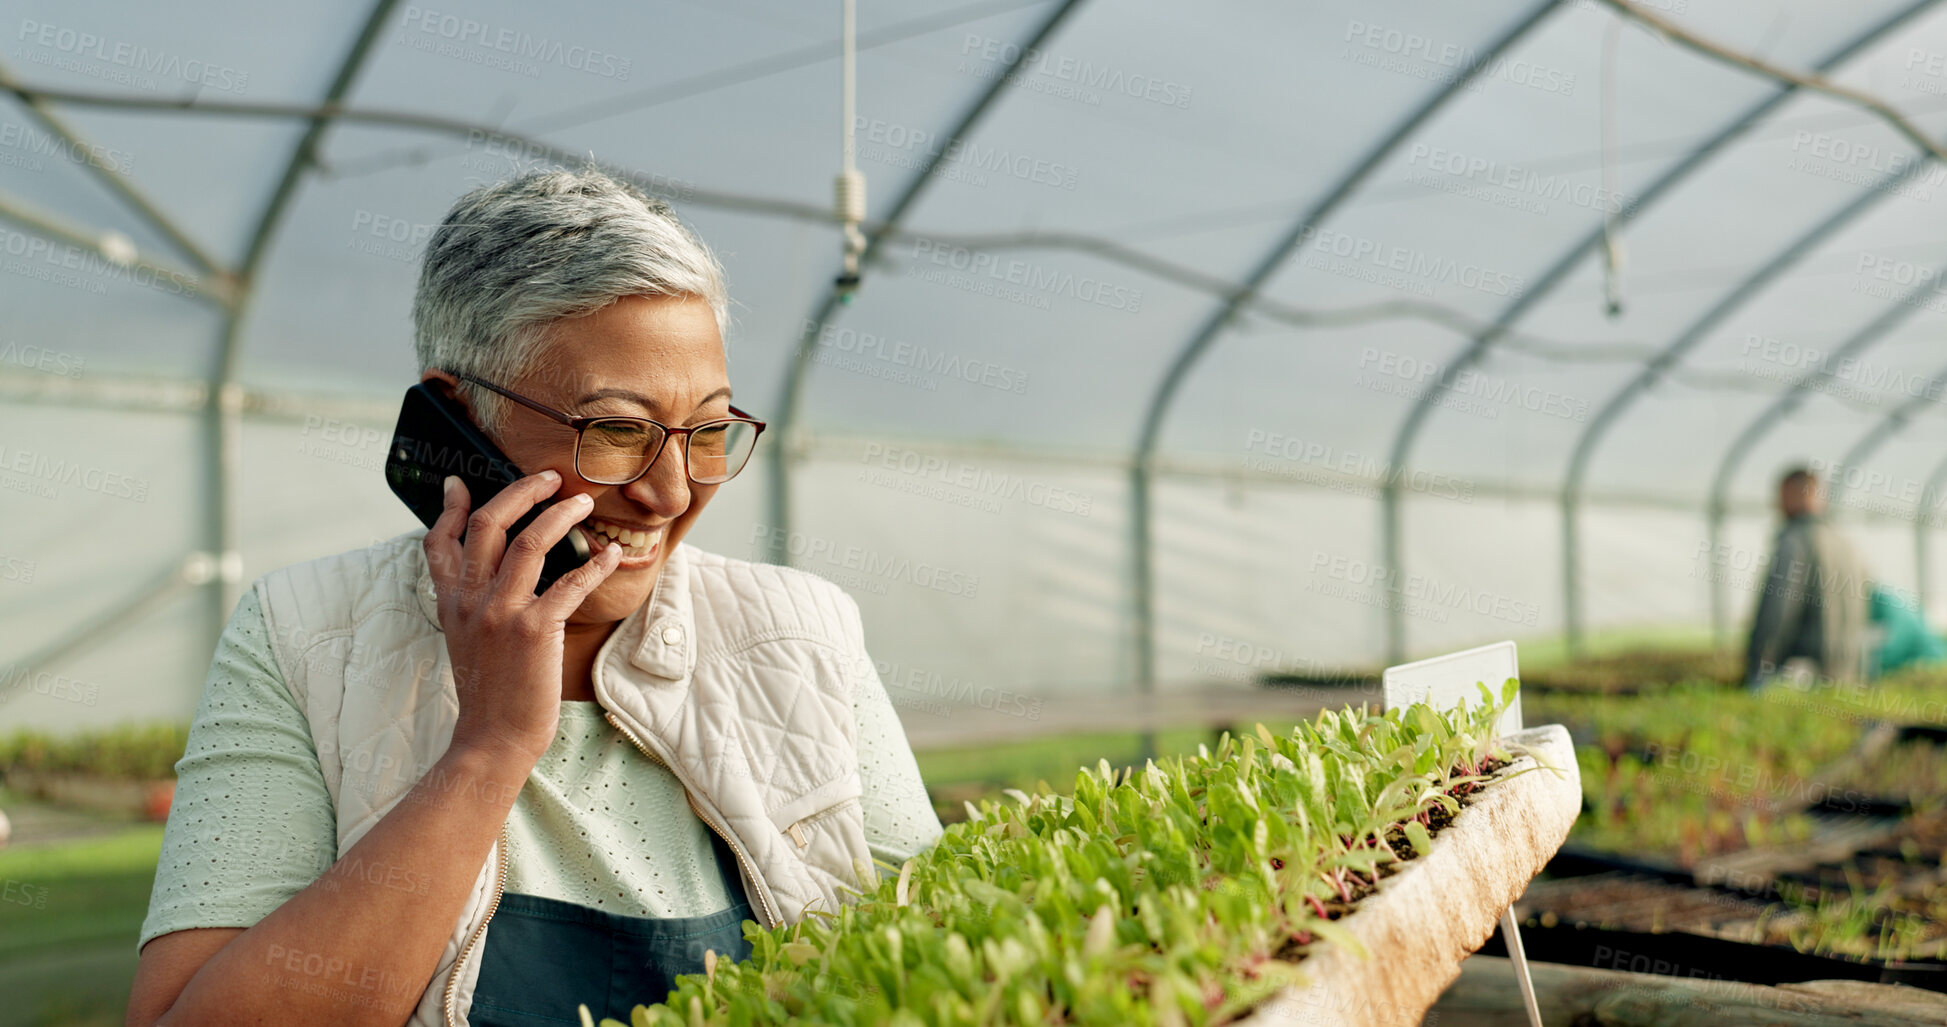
left=603, top=710, right=784, bottom=929
left=443, top=823, right=510, bottom=1027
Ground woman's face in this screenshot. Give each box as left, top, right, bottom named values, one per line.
left=428, top=293, right=729, bottom=625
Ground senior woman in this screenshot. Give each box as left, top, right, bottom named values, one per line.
left=127, top=169, right=945, bottom=1027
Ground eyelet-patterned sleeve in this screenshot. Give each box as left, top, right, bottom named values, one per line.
left=846, top=630, right=945, bottom=869
left=137, top=587, right=338, bottom=952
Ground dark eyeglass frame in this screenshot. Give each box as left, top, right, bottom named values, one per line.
left=449, top=370, right=766, bottom=486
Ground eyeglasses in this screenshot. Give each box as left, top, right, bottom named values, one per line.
left=450, top=371, right=766, bottom=486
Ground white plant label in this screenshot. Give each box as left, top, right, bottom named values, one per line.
left=1381, top=639, right=1522, bottom=737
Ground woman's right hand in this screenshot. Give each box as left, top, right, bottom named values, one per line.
left=423, top=471, right=623, bottom=762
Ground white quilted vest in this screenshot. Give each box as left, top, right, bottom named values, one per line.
left=253, top=531, right=878, bottom=1026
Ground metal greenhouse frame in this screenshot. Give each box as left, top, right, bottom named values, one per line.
left=8, top=0, right=1947, bottom=705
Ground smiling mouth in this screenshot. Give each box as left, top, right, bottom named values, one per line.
left=578, top=516, right=661, bottom=559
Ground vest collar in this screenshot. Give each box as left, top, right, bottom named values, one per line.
left=624, top=541, right=697, bottom=682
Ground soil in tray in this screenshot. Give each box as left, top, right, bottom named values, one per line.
left=1265, top=754, right=1511, bottom=965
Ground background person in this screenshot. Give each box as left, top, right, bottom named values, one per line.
left=1744, top=467, right=1871, bottom=689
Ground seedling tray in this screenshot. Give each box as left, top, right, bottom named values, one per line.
left=1244, top=724, right=1581, bottom=1027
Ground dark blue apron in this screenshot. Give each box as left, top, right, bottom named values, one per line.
left=467, top=830, right=756, bottom=1026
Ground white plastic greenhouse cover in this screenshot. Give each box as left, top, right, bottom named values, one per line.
left=6, top=0, right=1947, bottom=732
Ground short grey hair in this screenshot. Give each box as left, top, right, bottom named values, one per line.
left=411, top=168, right=729, bottom=433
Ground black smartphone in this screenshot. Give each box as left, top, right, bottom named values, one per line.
left=385, top=382, right=592, bottom=596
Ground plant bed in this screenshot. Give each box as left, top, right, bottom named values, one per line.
left=1514, top=870, right=1776, bottom=938
left=1507, top=672, right=1947, bottom=1007
left=1529, top=684, right=1868, bottom=866
left=1785, top=673, right=1947, bottom=732
left=1431, top=953, right=1947, bottom=1026
left=1476, top=921, right=1947, bottom=993
left=1826, top=734, right=1947, bottom=809
left=0, top=724, right=188, bottom=823
left=1, top=770, right=173, bottom=822
left=1516, top=648, right=1741, bottom=696
left=589, top=689, right=1579, bottom=1026
left=1522, top=805, right=1947, bottom=973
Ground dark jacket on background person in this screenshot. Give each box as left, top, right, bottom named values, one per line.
left=1745, top=513, right=1871, bottom=688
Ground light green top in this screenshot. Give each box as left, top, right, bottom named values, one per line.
left=139, top=589, right=944, bottom=950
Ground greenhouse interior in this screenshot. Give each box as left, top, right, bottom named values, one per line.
left=5, top=0, right=1947, bottom=1024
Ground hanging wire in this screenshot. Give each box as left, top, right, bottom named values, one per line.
left=834, top=0, right=867, bottom=302
left=1601, top=16, right=1626, bottom=317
